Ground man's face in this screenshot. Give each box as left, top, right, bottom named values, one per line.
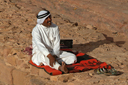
left=42, top=15, right=52, bottom=27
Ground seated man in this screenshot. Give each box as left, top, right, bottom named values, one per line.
left=32, top=9, right=77, bottom=73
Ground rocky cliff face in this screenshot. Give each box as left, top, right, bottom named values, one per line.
left=0, top=0, right=128, bottom=85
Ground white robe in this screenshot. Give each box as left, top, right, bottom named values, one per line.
left=32, top=23, right=77, bottom=70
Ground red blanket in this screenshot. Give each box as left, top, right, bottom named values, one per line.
left=25, top=47, right=111, bottom=75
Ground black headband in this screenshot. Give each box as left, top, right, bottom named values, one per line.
left=37, top=11, right=50, bottom=19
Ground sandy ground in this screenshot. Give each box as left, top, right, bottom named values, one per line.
left=0, top=0, right=128, bottom=85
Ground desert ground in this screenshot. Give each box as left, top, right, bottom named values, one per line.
left=0, top=0, right=128, bottom=85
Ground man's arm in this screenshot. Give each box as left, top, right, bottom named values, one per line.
left=47, top=54, right=56, bottom=67
left=53, top=27, right=60, bottom=57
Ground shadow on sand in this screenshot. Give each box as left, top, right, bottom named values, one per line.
left=72, top=33, right=125, bottom=53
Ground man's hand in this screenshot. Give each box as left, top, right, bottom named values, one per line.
left=47, top=54, right=56, bottom=67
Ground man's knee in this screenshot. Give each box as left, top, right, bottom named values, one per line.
left=66, top=54, right=77, bottom=64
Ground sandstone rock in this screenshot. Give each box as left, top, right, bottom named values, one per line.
left=86, top=25, right=93, bottom=29
left=5, top=55, right=17, bottom=66
left=116, top=56, right=126, bottom=62
left=16, top=59, right=24, bottom=67
left=2, top=46, right=12, bottom=57
left=58, top=76, right=69, bottom=82
left=67, top=82, right=75, bottom=85
left=21, top=63, right=30, bottom=70
left=58, top=74, right=74, bottom=82
left=50, top=76, right=58, bottom=81
left=88, top=73, right=94, bottom=77
left=0, top=60, right=14, bottom=85
left=17, top=51, right=27, bottom=59
left=30, top=65, right=39, bottom=76
left=12, top=69, right=30, bottom=85
left=30, top=78, right=45, bottom=85
left=23, top=55, right=31, bottom=61
left=0, top=81, right=6, bottom=85
left=39, top=69, right=50, bottom=78
left=9, top=48, right=19, bottom=56
left=0, top=34, right=5, bottom=43
left=72, top=22, right=78, bottom=27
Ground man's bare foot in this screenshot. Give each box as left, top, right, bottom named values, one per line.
left=59, top=62, right=68, bottom=73
left=39, top=63, right=43, bottom=66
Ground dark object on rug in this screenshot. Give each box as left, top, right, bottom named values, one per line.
left=60, top=39, right=73, bottom=48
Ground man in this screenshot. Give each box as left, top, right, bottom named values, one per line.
left=32, top=9, right=77, bottom=73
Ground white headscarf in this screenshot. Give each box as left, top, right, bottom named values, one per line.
left=37, top=10, right=51, bottom=25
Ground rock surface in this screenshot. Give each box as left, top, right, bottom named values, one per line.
left=0, top=0, right=128, bottom=85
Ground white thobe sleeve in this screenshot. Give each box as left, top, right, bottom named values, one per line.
left=32, top=30, right=50, bottom=57
left=53, top=27, right=60, bottom=57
